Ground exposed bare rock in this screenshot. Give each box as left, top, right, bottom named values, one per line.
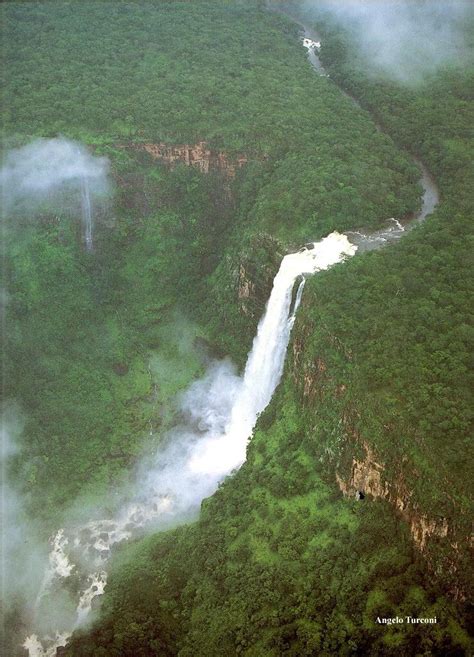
left=338, top=441, right=389, bottom=500
left=288, top=331, right=472, bottom=600
left=234, top=234, right=283, bottom=320
left=238, top=263, right=257, bottom=316
left=335, top=433, right=472, bottom=600
left=126, top=141, right=250, bottom=178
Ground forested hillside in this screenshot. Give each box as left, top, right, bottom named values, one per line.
left=2, top=1, right=473, bottom=656
left=2, top=0, right=419, bottom=520
left=290, top=0, right=474, bottom=589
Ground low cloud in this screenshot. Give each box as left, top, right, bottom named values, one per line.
left=304, top=0, right=471, bottom=83
left=1, top=137, right=110, bottom=217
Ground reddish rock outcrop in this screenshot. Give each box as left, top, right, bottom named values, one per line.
left=333, top=434, right=472, bottom=599
left=290, top=335, right=472, bottom=600
left=130, top=141, right=249, bottom=178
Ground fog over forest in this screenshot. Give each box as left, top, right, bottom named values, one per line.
left=1, top=1, right=472, bottom=656
left=301, top=0, right=472, bottom=82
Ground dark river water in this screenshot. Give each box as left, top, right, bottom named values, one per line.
left=23, top=9, right=441, bottom=656
left=273, top=6, right=440, bottom=252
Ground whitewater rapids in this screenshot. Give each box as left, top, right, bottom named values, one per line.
left=24, top=232, right=356, bottom=656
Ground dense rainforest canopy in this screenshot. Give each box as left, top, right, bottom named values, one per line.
left=1, top=0, right=473, bottom=656
left=2, top=0, right=421, bottom=519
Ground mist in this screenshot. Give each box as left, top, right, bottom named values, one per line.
left=1, top=405, right=49, bottom=624
left=21, top=233, right=356, bottom=656
left=300, top=0, right=472, bottom=84
left=136, top=358, right=244, bottom=519
left=20, top=357, right=244, bottom=657
left=1, top=138, right=110, bottom=248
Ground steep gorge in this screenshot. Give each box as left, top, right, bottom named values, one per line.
left=130, top=7, right=471, bottom=601
left=247, top=5, right=472, bottom=602
left=4, top=1, right=472, bottom=654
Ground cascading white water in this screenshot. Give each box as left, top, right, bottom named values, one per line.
left=189, top=232, right=357, bottom=475
left=80, top=176, right=93, bottom=251
left=20, top=18, right=441, bottom=654
left=24, top=232, right=356, bottom=656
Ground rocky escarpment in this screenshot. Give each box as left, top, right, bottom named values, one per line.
left=236, top=234, right=283, bottom=319
left=206, top=232, right=285, bottom=367
left=289, top=323, right=473, bottom=602
left=333, top=432, right=472, bottom=602
left=336, top=434, right=472, bottom=599
left=127, top=141, right=251, bottom=178
left=334, top=440, right=450, bottom=550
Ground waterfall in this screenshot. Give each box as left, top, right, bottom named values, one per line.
left=80, top=176, right=93, bottom=251
left=189, top=232, right=357, bottom=475
left=23, top=232, right=356, bottom=656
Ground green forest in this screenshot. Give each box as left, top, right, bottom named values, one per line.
left=2, top=0, right=421, bottom=522
left=1, top=1, right=473, bottom=656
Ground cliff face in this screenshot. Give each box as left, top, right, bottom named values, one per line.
left=334, top=434, right=471, bottom=601
left=236, top=234, right=282, bottom=319
left=333, top=438, right=452, bottom=552
left=290, top=322, right=473, bottom=601
left=238, top=263, right=257, bottom=316
left=130, top=141, right=249, bottom=178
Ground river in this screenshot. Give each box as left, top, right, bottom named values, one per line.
left=272, top=3, right=440, bottom=250
left=24, top=233, right=357, bottom=657
left=23, top=9, right=440, bottom=656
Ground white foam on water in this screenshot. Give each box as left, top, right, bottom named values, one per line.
left=24, top=232, right=357, bottom=654
left=189, top=232, right=356, bottom=476
left=23, top=632, right=69, bottom=657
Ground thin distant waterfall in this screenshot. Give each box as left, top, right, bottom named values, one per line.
left=24, top=232, right=356, bottom=657
left=80, top=176, right=93, bottom=251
